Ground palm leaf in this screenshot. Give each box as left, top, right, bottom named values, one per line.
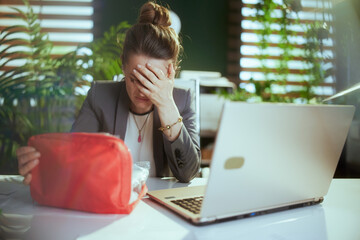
left=0, top=25, right=30, bottom=40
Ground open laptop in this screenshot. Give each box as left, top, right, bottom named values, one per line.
left=147, top=101, right=355, bottom=225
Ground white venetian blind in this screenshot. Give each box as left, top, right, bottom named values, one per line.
left=0, top=0, right=93, bottom=73
left=227, top=0, right=335, bottom=100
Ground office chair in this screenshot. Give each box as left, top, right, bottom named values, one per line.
left=174, top=78, right=200, bottom=142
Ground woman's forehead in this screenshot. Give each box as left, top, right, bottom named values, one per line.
left=125, top=54, right=171, bottom=70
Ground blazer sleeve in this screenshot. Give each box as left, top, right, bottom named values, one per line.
left=71, top=86, right=100, bottom=132
left=162, top=88, right=201, bottom=182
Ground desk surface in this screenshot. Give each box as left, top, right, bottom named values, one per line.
left=0, top=176, right=359, bottom=240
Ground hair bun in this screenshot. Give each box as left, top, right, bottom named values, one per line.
left=138, top=2, right=171, bottom=27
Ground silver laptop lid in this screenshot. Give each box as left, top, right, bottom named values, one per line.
left=200, top=102, right=355, bottom=219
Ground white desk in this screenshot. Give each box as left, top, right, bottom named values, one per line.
left=0, top=176, right=359, bottom=240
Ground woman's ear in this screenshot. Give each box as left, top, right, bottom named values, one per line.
left=167, top=63, right=175, bottom=79
left=166, top=63, right=171, bottom=77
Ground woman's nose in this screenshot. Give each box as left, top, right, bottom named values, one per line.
left=138, top=90, right=146, bottom=97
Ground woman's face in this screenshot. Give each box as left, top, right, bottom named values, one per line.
left=123, top=54, right=172, bottom=114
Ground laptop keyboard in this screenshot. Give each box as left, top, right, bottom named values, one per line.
left=171, top=196, right=203, bottom=214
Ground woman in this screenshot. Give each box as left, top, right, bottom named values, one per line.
left=16, top=1, right=201, bottom=183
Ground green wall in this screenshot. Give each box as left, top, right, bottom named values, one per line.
left=93, top=0, right=228, bottom=75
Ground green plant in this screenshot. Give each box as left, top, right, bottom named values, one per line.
left=0, top=0, right=60, bottom=173
left=223, top=0, right=328, bottom=103
left=76, top=22, right=130, bottom=81
left=256, top=0, right=305, bottom=102
left=300, top=21, right=332, bottom=101
left=0, top=0, right=130, bottom=173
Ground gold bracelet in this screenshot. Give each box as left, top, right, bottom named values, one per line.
left=158, top=117, right=183, bottom=135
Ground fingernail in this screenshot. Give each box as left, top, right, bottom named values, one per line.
left=137, top=64, right=142, bottom=68
left=34, top=159, right=39, bottom=164
left=147, top=63, right=151, bottom=67
left=35, top=152, right=41, bottom=157
left=133, top=69, right=137, bottom=73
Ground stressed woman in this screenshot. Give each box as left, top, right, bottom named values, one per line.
left=16, top=1, right=201, bottom=183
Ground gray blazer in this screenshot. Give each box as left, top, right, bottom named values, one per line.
left=71, top=81, right=201, bottom=182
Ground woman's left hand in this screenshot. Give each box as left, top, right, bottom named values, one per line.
left=132, top=62, right=175, bottom=109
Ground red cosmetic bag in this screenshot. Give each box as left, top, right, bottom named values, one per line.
left=28, top=132, right=147, bottom=214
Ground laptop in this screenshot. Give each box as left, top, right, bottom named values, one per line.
left=147, top=101, right=355, bottom=225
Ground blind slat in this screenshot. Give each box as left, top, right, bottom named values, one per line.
left=229, top=40, right=333, bottom=50
left=0, top=13, right=92, bottom=20
left=0, top=26, right=92, bottom=33
left=7, top=40, right=89, bottom=46
left=0, top=0, right=92, bottom=7
left=228, top=66, right=309, bottom=75
left=229, top=1, right=330, bottom=13
left=229, top=28, right=334, bottom=38
left=230, top=16, right=331, bottom=25
left=0, top=53, right=83, bottom=59
left=227, top=52, right=334, bottom=62
left=227, top=77, right=335, bottom=87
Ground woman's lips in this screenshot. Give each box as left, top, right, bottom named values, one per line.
left=136, top=97, right=149, bottom=102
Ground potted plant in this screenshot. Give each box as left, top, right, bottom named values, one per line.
left=0, top=0, right=129, bottom=173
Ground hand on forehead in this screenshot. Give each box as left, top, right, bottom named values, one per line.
left=146, top=58, right=171, bottom=74
left=125, top=54, right=172, bottom=77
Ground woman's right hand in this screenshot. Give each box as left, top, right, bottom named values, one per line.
left=16, top=146, right=40, bottom=185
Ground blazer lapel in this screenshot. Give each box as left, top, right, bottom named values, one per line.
left=114, top=82, right=130, bottom=139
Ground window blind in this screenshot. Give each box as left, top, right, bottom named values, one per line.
left=0, top=0, right=93, bottom=73
left=227, top=0, right=335, bottom=100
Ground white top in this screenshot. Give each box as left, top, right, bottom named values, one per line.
left=124, top=111, right=156, bottom=177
